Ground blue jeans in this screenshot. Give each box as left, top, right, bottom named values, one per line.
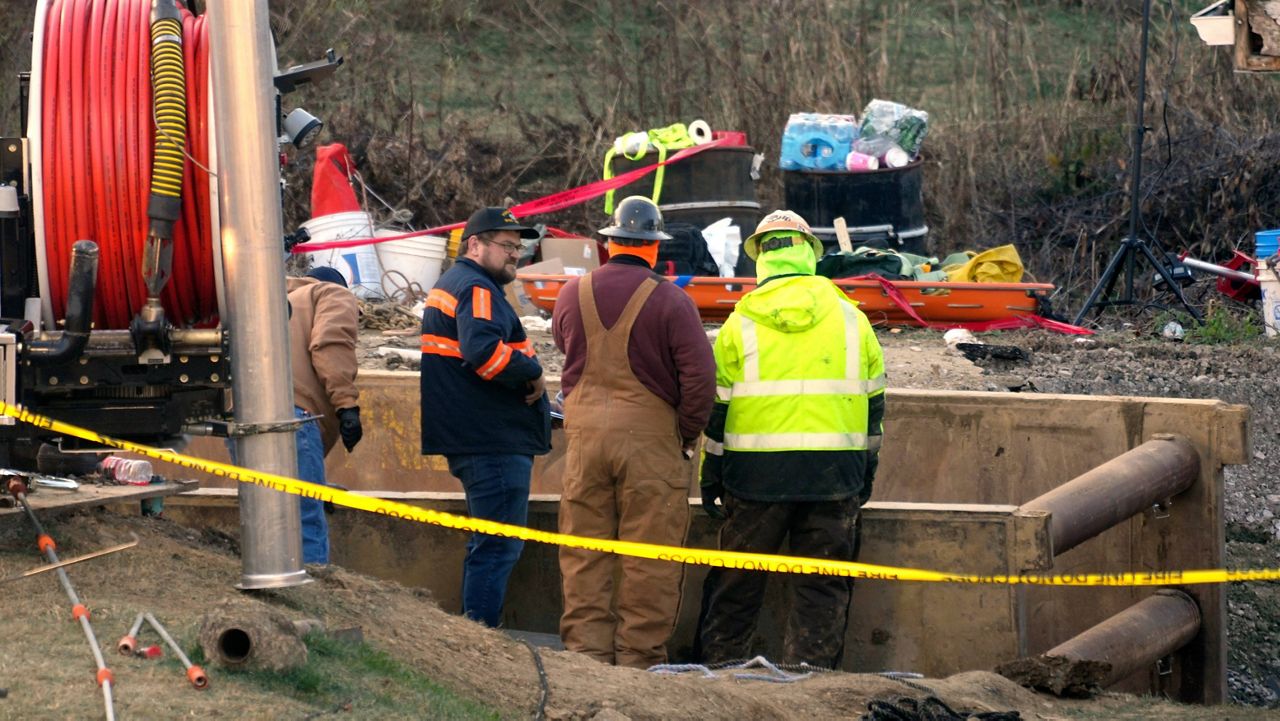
left=294, top=408, right=330, bottom=565
left=226, top=407, right=329, bottom=565
left=446, top=453, right=533, bottom=627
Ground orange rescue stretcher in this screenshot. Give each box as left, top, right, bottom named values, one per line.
left=518, top=273, right=1056, bottom=326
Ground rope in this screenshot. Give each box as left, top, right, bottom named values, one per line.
left=379, top=269, right=428, bottom=304
left=647, top=655, right=824, bottom=684
left=39, top=0, right=215, bottom=328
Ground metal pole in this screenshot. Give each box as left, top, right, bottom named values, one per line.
left=206, top=0, right=308, bottom=589
left=1021, top=435, right=1199, bottom=557
left=1124, top=0, right=1153, bottom=301
left=145, top=613, right=209, bottom=689
left=1045, top=590, right=1200, bottom=689
left=7, top=478, right=115, bottom=720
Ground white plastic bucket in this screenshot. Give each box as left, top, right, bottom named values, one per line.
left=375, top=232, right=449, bottom=296
left=300, top=210, right=384, bottom=299
left=1260, top=266, right=1280, bottom=338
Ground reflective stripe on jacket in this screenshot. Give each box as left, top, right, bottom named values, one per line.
left=720, top=301, right=883, bottom=451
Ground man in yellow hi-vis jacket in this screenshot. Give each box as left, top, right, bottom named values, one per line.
left=698, top=210, right=886, bottom=669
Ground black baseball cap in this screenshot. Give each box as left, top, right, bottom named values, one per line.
left=461, top=207, right=539, bottom=240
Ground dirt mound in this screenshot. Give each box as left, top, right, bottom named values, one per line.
left=0, top=510, right=1063, bottom=720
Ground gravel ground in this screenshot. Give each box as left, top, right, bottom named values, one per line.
left=358, top=302, right=1279, bottom=706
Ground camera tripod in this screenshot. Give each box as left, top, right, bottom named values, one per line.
left=1073, top=0, right=1202, bottom=326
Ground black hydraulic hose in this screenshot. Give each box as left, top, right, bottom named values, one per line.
left=147, top=0, right=185, bottom=241
left=27, top=240, right=99, bottom=365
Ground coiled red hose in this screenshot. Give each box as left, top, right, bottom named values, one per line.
left=40, top=0, right=215, bottom=329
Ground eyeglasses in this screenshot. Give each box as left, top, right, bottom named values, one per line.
left=482, top=238, right=523, bottom=255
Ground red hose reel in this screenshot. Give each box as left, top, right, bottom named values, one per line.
left=39, top=0, right=216, bottom=329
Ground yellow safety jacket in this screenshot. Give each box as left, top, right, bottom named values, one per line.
left=704, top=244, right=885, bottom=502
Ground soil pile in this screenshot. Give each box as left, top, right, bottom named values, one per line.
left=0, top=512, right=1060, bottom=720
left=3, top=509, right=1274, bottom=720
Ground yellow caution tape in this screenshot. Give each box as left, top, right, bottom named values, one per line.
left=3, top=402, right=1277, bottom=587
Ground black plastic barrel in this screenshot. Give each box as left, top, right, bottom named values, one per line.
left=783, top=160, right=929, bottom=255
left=609, top=145, right=761, bottom=275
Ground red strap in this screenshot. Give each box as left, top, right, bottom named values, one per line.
left=855, top=274, right=1093, bottom=335
left=291, top=139, right=732, bottom=254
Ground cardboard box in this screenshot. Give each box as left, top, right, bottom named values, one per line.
left=506, top=258, right=563, bottom=317
left=539, top=237, right=600, bottom=276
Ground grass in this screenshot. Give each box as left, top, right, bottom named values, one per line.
left=1154, top=300, right=1264, bottom=345
left=207, top=632, right=501, bottom=720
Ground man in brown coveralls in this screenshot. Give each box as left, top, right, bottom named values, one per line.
left=552, top=196, right=716, bottom=668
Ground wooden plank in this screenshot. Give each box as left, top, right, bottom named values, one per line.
left=1235, top=0, right=1280, bottom=72
left=0, top=479, right=199, bottom=519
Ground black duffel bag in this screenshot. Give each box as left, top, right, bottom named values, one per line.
left=656, top=222, right=720, bottom=277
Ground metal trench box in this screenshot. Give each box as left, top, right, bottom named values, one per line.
left=156, top=371, right=1249, bottom=703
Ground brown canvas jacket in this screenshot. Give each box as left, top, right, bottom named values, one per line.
left=287, top=276, right=360, bottom=454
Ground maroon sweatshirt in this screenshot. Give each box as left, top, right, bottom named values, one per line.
left=553, top=256, right=716, bottom=442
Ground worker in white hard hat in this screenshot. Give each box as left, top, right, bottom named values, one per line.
left=698, top=209, right=886, bottom=669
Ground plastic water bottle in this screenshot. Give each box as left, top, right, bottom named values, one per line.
left=778, top=113, right=807, bottom=170
left=100, top=456, right=154, bottom=485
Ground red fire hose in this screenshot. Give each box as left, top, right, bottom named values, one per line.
left=38, top=0, right=216, bottom=329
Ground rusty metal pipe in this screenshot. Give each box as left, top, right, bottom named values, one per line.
left=1045, top=589, right=1201, bottom=688
left=1021, top=435, right=1199, bottom=556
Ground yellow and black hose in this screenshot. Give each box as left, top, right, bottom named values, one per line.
left=147, top=0, right=185, bottom=239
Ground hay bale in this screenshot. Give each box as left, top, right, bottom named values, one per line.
left=197, top=600, right=308, bottom=672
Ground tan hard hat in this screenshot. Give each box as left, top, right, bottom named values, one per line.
left=742, top=210, right=824, bottom=260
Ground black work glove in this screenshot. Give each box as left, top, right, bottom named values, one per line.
left=323, top=483, right=348, bottom=515
left=700, top=454, right=726, bottom=520
left=858, top=455, right=878, bottom=507
left=336, top=407, right=363, bottom=452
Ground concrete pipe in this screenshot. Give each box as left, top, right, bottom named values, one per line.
left=1046, top=589, right=1201, bottom=688
left=1021, top=435, right=1199, bottom=556
left=198, top=602, right=308, bottom=672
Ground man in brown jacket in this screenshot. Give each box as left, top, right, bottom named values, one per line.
left=286, top=266, right=363, bottom=564
left=552, top=196, right=716, bottom=668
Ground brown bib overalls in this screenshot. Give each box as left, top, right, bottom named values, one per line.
left=558, top=274, right=692, bottom=668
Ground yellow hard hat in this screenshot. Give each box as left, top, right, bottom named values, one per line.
left=742, top=210, right=823, bottom=260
